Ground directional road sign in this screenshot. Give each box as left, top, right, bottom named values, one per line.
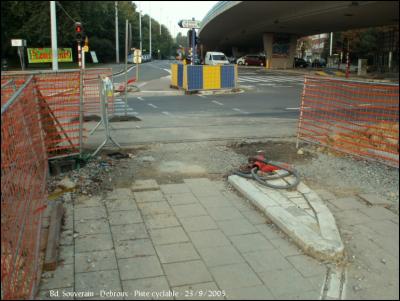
left=178, top=19, right=201, bottom=29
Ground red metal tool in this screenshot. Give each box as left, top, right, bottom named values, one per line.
left=248, top=151, right=280, bottom=173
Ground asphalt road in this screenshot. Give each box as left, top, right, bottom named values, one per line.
left=116, top=60, right=304, bottom=118
left=86, top=61, right=305, bottom=146
left=113, top=60, right=171, bottom=83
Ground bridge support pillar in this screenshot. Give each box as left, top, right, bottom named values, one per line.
left=263, top=33, right=297, bottom=69
left=232, top=47, right=241, bottom=58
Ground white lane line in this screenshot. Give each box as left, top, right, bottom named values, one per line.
left=233, top=108, right=249, bottom=114
left=212, top=100, right=224, bottom=106
left=162, top=111, right=172, bottom=116
left=114, top=103, right=130, bottom=107
left=163, top=68, right=171, bottom=74
left=137, top=97, right=144, bottom=101
left=113, top=65, right=136, bottom=77
left=148, top=103, right=158, bottom=108
left=197, top=95, right=206, bottom=98
left=238, top=77, right=256, bottom=82
left=285, top=107, right=311, bottom=110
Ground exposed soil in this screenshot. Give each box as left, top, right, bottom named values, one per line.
left=228, top=140, right=316, bottom=164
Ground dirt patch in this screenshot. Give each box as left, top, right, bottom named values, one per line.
left=228, top=140, right=316, bottom=164
left=109, top=115, right=141, bottom=122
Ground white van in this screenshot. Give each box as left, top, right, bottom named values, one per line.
left=204, top=51, right=230, bottom=65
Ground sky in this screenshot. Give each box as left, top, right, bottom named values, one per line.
left=133, top=1, right=219, bottom=37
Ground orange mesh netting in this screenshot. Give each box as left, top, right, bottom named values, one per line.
left=297, top=76, right=399, bottom=167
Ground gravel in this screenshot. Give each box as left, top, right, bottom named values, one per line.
left=47, top=139, right=398, bottom=211
left=47, top=155, right=123, bottom=197
left=296, top=147, right=399, bottom=204
left=228, top=139, right=399, bottom=210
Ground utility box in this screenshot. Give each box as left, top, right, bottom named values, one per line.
left=358, top=59, right=368, bottom=76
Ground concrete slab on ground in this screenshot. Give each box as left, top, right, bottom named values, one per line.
left=228, top=175, right=344, bottom=261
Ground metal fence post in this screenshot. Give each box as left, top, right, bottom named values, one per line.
left=79, top=69, right=84, bottom=158
left=92, top=76, right=121, bottom=157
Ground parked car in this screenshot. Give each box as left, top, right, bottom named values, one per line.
left=236, top=56, right=245, bottom=65
left=237, top=54, right=266, bottom=66
left=311, top=58, right=326, bottom=68
left=185, top=57, right=201, bottom=65
left=294, top=58, right=308, bottom=68
left=204, top=51, right=230, bottom=65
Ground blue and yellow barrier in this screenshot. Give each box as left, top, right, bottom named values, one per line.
left=170, top=64, right=237, bottom=92
left=170, top=64, right=178, bottom=87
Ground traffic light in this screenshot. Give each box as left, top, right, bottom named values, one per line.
left=75, top=22, right=84, bottom=42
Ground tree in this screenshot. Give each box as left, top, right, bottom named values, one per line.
left=1, top=1, right=175, bottom=64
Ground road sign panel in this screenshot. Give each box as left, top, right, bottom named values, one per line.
left=11, top=39, right=27, bottom=47
left=134, top=49, right=142, bottom=57
left=178, top=19, right=201, bottom=29
left=83, top=46, right=89, bottom=52
left=133, top=56, right=142, bottom=64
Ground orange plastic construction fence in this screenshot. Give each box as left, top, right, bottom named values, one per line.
left=1, top=77, right=48, bottom=300
left=1, top=76, right=29, bottom=105
left=297, top=76, right=399, bottom=167
left=34, top=72, right=81, bottom=158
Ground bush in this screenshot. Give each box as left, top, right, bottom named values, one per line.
left=89, top=37, right=115, bottom=63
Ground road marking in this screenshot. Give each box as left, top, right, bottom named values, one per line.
left=136, top=82, right=148, bottom=88
left=137, top=97, right=144, bottom=101
left=163, top=68, right=171, bottom=74
left=148, top=103, right=158, bottom=108
left=233, top=108, right=249, bottom=114
left=162, top=111, right=172, bottom=116
left=285, top=107, right=311, bottom=110
left=212, top=100, right=224, bottom=106
left=113, top=65, right=136, bottom=77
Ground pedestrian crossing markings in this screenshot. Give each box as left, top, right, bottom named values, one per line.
left=238, top=75, right=304, bottom=84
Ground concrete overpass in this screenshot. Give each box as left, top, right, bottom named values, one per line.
left=199, top=1, right=399, bottom=68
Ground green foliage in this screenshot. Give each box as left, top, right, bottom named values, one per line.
left=1, top=1, right=175, bottom=63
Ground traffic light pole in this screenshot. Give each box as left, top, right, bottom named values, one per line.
left=78, top=42, right=82, bottom=68
left=82, top=47, right=85, bottom=69
left=124, top=19, right=128, bottom=116
left=191, top=27, right=195, bottom=65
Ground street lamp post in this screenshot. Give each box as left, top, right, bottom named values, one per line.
left=115, top=1, right=119, bottom=63
left=139, top=10, right=142, bottom=53
left=149, top=15, right=152, bottom=59
left=50, top=1, right=58, bottom=71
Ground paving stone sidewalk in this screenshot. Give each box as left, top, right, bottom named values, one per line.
left=38, top=178, right=328, bottom=300
left=319, top=191, right=399, bottom=300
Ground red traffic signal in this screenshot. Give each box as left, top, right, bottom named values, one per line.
left=74, top=22, right=83, bottom=41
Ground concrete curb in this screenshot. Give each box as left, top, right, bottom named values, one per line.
left=228, top=175, right=344, bottom=261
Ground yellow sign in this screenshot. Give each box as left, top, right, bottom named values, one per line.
left=134, top=49, right=142, bottom=57
left=27, top=48, right=73, bottom=63
left=83, top=46, right=89, bottom=52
